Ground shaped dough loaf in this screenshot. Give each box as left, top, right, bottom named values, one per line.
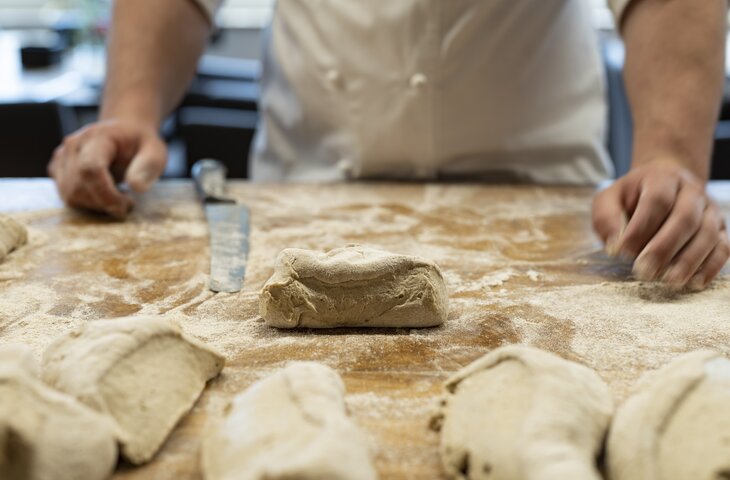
left=202, top=361, right=376, bottom=480
left=0, top=345, right=117, bottom=480
left=0, top=215, right=27, bottom=261
left=433, top=345, right=613, bottom=480
left=260, top=245, right=448, bottom=328
left=0, top=344, right=37, bottom=377
left=607, top=350, right=730, bottom=480
left=41, top=316, right=225, bottom=464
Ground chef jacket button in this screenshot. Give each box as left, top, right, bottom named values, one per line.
left=326, top=69, right=343, bottom=88
left=410, top=73, right=427, bottom=89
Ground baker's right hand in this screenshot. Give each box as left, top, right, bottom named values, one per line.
left=48, top=119, right=167, bottom=218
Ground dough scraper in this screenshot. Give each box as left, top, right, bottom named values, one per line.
left=192, top=159, right=250, bottom=293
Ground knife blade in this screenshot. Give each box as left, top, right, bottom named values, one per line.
left=192, top=159, right=250, bottom=293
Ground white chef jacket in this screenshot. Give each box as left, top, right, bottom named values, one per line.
left=194, top=0, right=633, bottom=185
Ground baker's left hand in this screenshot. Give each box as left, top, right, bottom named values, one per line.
left=591, top=158, right=729, bottom=290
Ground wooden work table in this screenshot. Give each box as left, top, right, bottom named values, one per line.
left=2, top=179, right=730, bottom=479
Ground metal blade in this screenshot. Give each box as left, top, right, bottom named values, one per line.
left=205, top=203, right=250, bottom=293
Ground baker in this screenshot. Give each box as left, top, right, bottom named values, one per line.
left=48, top=0, right=729, bottom=290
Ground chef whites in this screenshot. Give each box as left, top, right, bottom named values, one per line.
left=195, top=0, right=631, bottom=184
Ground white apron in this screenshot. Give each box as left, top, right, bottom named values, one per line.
left=197, top=0, right=630, bottom=184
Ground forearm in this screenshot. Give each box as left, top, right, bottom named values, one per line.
left=622, top=0, right=727, bottom=181
left=101, top=0, right=211, bottom=127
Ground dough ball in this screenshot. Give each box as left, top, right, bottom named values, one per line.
left=0, top=343, right=38, bottom=377
left=433, top=345, right=613, bottom=480
left=202, top=361, right=376, bottom=480
left=0, top=215, right=27, bottom=261
left=259, top=245, right=448, bottom=328
left=0, top=345, right=117, bottom=480
left=607, top=350, right=730, bottom=480
left=41, top=316, right=225, bottom=464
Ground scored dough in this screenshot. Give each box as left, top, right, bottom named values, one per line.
left=607, top=350, right=730, bottom=480
left=0, top=215, right=27, bottom=261
left=259, top=245, right=449, bottom=328
left=41, top=316, right=225, bottom=464
left=202, top=361, right=376, bottom=480
left=433, top=345, right=613, bottom=480
left=0, top=345, right=117, bottom=480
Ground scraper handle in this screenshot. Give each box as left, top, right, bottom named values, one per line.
left=191, top=159, right=234, bottom=204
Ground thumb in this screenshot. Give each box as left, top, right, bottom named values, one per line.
left=124, top=135, right=167, bottom=193
left=591, top=183, right=628, bottom=256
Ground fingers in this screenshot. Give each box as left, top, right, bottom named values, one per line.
left=124, top=135, right=168, bottom=193
left=662, top=203, right=722, bottom=287
left=49, top=136, right=82, bottom=204
left=50, top=131, right=133, bottom=218
left=687, top=231, right=730, bottom=291
left=591, top=185, right=628, bottom=255
left=617, top=174, right=680, bottom=259
left=78, top=137, right=134, bottom=216
left=632, top=183, right=705, bottom=281
left=596, top=160, right=727, bottom=290
left=49, top=121, right=165, bottom=218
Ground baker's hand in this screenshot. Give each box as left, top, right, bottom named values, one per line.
left=592, top=159, right=729, bottom=290
left=48, top=119, right=167, bottom=218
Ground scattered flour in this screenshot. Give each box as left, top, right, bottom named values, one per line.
left=526, top=269, right=541, bottom=281
left=1, top=181, right=729, bottom=478
left=512, top=278, right=730, bottom=401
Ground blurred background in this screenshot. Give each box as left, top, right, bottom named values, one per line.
left=0, top=0, right=729, bottom=181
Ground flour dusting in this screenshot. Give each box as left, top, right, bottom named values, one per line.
left=2, top=181, right=729, bottom=480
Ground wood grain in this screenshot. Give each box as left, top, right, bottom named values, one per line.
left=1, top=179, right=729, bottom=479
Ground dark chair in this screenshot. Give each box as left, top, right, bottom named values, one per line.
left=184, top=78, right=259, bottom=112
left=177, top=106, right=258, bottom=179
left=175, top=55, right=262, bottom=178
left=711, top=81, right=730, bottom=179
left=712, top=120, right=730, bottom=179
left=0, top=102, right=76, bottom=177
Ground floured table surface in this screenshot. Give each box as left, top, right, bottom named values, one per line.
left=2, top=179, right=730, bottom=479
